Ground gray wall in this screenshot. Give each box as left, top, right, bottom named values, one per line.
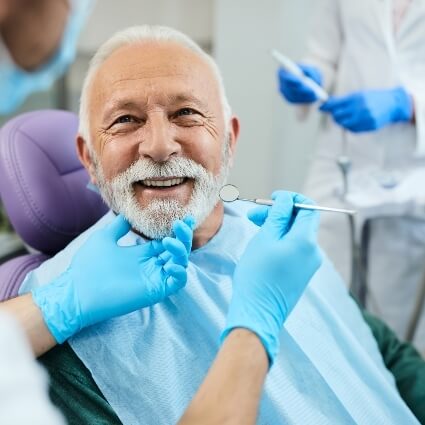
left=214, top=0, right=318, bottom=198
left=77, top=0, right=214, bottom=53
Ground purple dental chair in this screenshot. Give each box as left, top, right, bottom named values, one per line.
left=0, top=110, right=107, bottom=301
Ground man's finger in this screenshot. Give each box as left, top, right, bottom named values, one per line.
left=247, top=205, right=270, bottom=227
left=173, top=219, right=194, bottom=253
left=163, top=237, right=189, bottom=266
left=136, top=239, right=166, bottom=261
left=293, top=193, right=315, bottom=207
left=183, top=215, right=196, bottom=230
left=287, top=208, right=320, bottom=243
left=263, top=191, right=297, bottom=238
left=105, top=214, right=131, bottom=242
left=164, top=264, right=187, bottom=295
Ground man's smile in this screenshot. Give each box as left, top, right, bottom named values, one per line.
left=133, top=177, right=194, bottom=200
left=141, top=177, right=186, bottom=187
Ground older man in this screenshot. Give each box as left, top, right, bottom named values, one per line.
left=4, top=25, right=423, bottom=424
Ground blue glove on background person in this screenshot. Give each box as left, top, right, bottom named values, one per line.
left=277, top=64, right=323, bottom=103
left=320, top=86, right=413, bottom=132
left=222, top=191, right=322, bottom=365
left=32, top=214, right=194, bottom=343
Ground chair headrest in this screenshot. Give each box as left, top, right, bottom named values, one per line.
left=0, top=110, right=107, bottom=254
left=0, top=254, right=49, bottom=300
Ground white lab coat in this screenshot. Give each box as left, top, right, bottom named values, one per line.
left=302, top=0, right=425, bottom=349
left=0, top=312, right=64, bottom=425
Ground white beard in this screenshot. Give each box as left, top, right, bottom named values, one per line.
left=93, top=146, right=230, bottom=239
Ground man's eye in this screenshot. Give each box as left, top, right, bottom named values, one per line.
left=114, top=115, right=137, bottom=124
left=176, top=108, right=197, bottom=116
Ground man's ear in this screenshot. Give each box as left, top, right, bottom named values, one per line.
left=76, top=135, right=97, bottom=184
left=227, top=116, right=240, bottom=166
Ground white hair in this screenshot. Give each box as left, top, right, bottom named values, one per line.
left=78, top=25, right=232, bottom=145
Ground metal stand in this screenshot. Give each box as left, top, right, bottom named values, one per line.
left=336, top=156, right=352, bottom=201
left=336, top=130, right=368, bottom=305
left=349, top=218, right=369, bottom=307
left=406, top=269, right=425, bottom=342
left=336, top=131, right=352, bottom=201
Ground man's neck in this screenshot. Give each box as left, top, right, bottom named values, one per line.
left=191, top=203, right=224, bottom=250
left=125, top=202, right=224, bottom=250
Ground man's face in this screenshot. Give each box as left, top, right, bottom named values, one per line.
left=78, top=41, right=238, bottom=239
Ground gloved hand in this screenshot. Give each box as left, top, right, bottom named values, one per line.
left=319, top=86, right=413, bottom=132
left=277, top=64, right=323, bottom=103
left=221, top=191, right=322, bottom=365
left=32, top=214, right=194, bottom=343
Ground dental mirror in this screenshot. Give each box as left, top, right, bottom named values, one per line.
left=219, top=184, right=240, bottom=203
left=219, top=184, right=356, bottom=215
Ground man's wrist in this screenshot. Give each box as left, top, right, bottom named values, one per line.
left=221, top=322, right=279, bottom=367
left=224, top=328, right=269, bottom=365
left=225, top=328, right=267, bottom=353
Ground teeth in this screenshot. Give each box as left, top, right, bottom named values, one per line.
left=142, top=177, right=185, bottom=187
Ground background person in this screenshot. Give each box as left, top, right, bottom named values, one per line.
left=0, top=0, right=93, bottom=114
left=277, top=0, right=425, bottom=348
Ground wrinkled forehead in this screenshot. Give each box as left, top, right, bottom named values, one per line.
left=89, top=41, right=222, bottom=112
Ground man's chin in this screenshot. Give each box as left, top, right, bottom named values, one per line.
left=122, top=199, right=188, bottom=240
left=130, top=217, right=175, bottom=240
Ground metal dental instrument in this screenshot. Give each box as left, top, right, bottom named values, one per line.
left=270, top=49, right=329, bottom=102
left=336, top=130, right=352, bottom=201
left=219, top=184, right=356, bottom=215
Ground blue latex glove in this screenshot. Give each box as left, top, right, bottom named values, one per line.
left=32, top=214, right=194, bottom=343
left=319, top=86, right=413, bottom=132
left=277, top=64, right=323, bottom=103
left=221, top=191, right=322, bottom=365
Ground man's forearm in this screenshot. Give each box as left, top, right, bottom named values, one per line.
left=178, top=328, right=268, bottom=425
left=0, top=293, right=56, bottom=357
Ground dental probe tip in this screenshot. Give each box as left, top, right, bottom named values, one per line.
left=294, top=203, right=356, bottom=215
left=253, top=198, right=356, bottom=215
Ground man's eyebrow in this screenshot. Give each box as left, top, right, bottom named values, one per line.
left=102, top=100, right=142, bottom=121
left=166, top=94, right=209, bottom=110
left=102, top=94, right=209, bottom=121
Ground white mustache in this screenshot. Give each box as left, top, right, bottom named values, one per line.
left=116, top=157, right=209, bottom=183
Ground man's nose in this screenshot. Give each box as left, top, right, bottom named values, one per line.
left=138, top=115, right=180, bottom=162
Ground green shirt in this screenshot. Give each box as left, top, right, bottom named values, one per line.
left=38, top=311, right=425, bottom=425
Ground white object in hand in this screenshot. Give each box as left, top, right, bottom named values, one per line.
left=271, top=49, right=329, bottom=102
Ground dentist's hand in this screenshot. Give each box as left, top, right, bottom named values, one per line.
left=32, top=214, right=194, bottom=343
left=320, top=86, right=413, bottom=132
left=222, top=192, right=322, bottom=365
left=277, top=64, right=323, bottom=103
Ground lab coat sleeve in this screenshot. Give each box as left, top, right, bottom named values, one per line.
left=294, top=0, right=342, bottom=120
left=0, top=312, right=65, bottom=425
left=303, top=0, right=343, bottom=92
